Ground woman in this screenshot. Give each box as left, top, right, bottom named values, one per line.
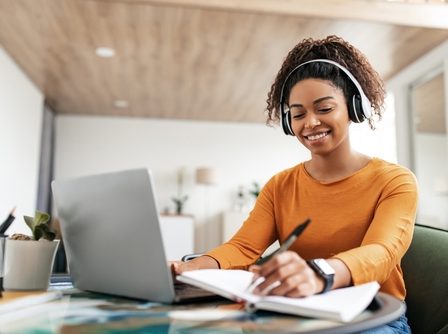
left=172, top=35, right=418, bottom=333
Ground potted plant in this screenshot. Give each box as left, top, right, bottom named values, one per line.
left=171, top=195, right=189, bottom=215
left=171, top=167, right=189, bottom=215
left=2, top=211, right=59, bottom=291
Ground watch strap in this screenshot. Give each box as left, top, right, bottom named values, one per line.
left=307, top=259, right=335, bottom=294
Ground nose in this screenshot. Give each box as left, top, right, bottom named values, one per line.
left=304, top=115, right=321, bottom=129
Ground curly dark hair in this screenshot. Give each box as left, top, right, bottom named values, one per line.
left=266, top=35, right=385, bottom=130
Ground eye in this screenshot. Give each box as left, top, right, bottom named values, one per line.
left=318, top=107, right=333, bottom=113
left=289, top=106, right=305, bottom=119
left=292, top=112, right=305, bottom=119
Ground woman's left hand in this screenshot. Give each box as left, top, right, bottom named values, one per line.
left=248, top=251, right=324, bottom=297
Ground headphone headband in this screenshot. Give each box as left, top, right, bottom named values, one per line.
left=279, top=59, right=372, bottom=135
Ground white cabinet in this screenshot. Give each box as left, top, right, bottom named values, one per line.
left=159, top=215, right=194, bottom=261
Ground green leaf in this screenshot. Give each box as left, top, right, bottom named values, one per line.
left=34, top=211, right=50, bottom=227
left=24, top=215, right=35, bottom=231
left=37, top=225, right=56, bottom=241
left=34, top=226, right=43, bottom=241
left=44, top=230, right=56, bottom=241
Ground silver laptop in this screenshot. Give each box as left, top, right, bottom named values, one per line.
left=52, top=168, right=216, bottom=303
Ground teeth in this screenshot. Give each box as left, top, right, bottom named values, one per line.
left=307, top=132, right=328, bottom=141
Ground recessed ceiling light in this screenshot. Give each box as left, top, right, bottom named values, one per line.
left=95, top=47, right=115, bottom=58
left=113, top=100, right=129, bottom=108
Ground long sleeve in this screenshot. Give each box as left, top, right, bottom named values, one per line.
left=333, top=168, right=418, bottom=298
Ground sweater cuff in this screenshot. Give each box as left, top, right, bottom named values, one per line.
left=332, top=253, right=376, bottom=286
left=204, top=249, right=231, bottom=269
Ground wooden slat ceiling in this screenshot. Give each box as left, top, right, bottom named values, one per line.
left=0, top=0, right=447, bottom=123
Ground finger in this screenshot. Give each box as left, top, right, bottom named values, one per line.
left=255, top=261, right=294, bottom=292
left=248, top=265, right=261, bottom=273
left=248, top=265, right=261, bottom=285
left=272, top=264, right=320, bottom=297
left=171, top=261, right=181, bottom=275
left=269, top=273, right=316, bottom=297
left=258, top=252, right=303, bottom=278
left=268, top=273, right=302, bottom=296
left=259, top=261, right=307, bottom=295
left=255, top=255, right=308, bottom=293
left=285, top=280, right=317, bottom=297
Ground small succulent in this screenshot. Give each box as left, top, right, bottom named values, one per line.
left=10, top=211, right=56, bottom=241
left=171, top=195, right=189, bottom=215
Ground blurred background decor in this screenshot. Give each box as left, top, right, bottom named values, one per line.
left=248, top=182, right=261, bottom=199
left=171, top=167, right=189, bottom=215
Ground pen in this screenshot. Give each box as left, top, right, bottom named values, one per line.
left=0, top=207, right=16, bottom=235
left=246, top=218, right=311, bottom=293
left=256, top=218, right=311, bottom=266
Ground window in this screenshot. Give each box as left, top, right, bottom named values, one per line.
left=409, top=68, right=448, bottom=230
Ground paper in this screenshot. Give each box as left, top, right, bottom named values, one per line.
left=169, top=309, right=246, bottom=321
left=178, top=269, right=380, bottom=322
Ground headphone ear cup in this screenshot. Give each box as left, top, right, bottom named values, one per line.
left=349, top=94, right=365, bottom=123
left=281, top=110, right=294, bottom=135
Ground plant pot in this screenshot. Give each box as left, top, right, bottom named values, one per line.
left=2, top=239, right=60, bottom=291
left=0, top=236, right=5, bottom=279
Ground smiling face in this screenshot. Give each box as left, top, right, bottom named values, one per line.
left=289, top=78, right=351, bottom=157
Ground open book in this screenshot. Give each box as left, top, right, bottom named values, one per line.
left=177, top=269, right=380, bottom=322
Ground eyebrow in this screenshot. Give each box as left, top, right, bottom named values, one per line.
left=289, top=96, right=335, bottom=108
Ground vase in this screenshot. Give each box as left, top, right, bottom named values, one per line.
left=2, top=239, right=60, bottom=290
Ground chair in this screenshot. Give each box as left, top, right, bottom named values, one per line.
left=401, top=224, right=448, bottom=334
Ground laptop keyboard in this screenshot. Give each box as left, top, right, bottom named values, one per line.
left=174, top=282, right=218, bottom=299
left=49, top=274, right=220, bottom=302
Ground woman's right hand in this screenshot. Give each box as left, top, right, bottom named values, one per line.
left=248, top=251, right=322, bottom=297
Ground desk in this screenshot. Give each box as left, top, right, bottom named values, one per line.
left=0, top=288, right=404, bottom=333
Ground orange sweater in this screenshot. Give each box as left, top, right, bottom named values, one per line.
left=206, top=158, right=418, bottom=300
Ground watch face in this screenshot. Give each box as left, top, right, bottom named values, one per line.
left=315, top=259, right=335, bottom=275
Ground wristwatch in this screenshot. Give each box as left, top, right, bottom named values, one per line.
left=307, top=258, right=335, bottom=294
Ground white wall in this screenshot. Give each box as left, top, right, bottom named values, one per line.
left=54, top=113, right=397, bottom=252
left=0, top=46, right=44, bottom=234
